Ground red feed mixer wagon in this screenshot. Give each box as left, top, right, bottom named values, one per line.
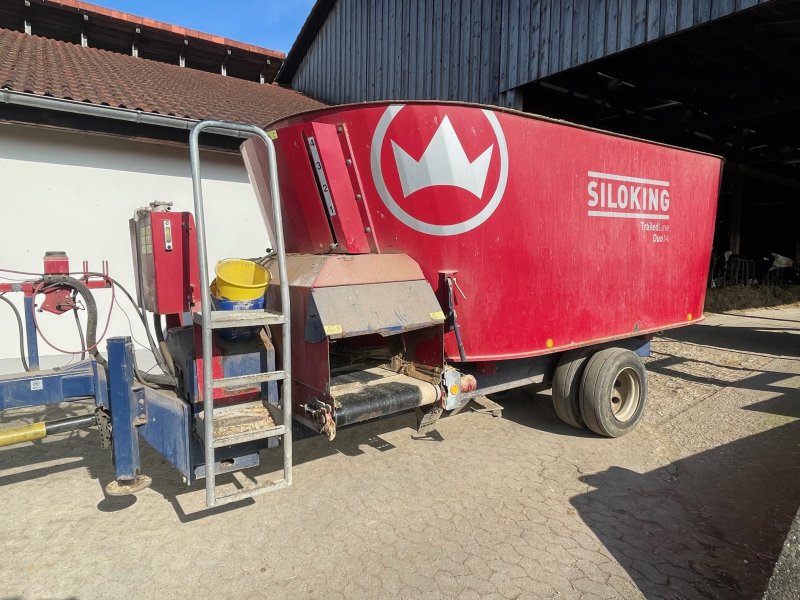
left=0, top=101, right=720, bottom=506
left=245, top=101, right=720, bottom=438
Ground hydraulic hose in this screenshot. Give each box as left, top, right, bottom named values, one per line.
left=72, top=292, right=86, bottom=361
left=134, top=364, right=177, bottom=388
left=41, top=275, right=105, bottom=368
left=2, top=270, right=177, bottom=388
left=0, top=293, right=30, bottom=372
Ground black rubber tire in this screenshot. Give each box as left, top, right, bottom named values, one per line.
left=579, top=347, right=647, bottom=438
left=551, top=347, right=595, bottom=429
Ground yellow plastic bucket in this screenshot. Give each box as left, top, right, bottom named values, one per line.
left=213, top=259, right=270, bottom=301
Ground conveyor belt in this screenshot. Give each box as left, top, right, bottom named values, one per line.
left=330, top=367, right=439, bottom=427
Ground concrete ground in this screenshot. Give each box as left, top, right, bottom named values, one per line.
left=1, top=305, right=799, bottom=599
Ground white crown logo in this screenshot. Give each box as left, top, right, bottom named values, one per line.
left=390, top=116, right=494, bottom=198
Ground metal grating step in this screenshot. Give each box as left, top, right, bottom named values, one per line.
left=211, top=370, right=287, bottom=389
left=194, top=310, right=286, bottom=329
left=197, top=403, right=286, bottom=448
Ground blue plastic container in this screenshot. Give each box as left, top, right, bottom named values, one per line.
left=210, top=281, right=266, bottom=342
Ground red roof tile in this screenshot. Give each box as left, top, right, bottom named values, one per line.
left=0, top=28, right=324, bottom=127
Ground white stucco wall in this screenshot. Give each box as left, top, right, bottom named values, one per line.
left=0, top=122, right=271, bottom=373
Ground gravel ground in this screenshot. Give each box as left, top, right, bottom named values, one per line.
left=1, top=305, right=798, bottom=599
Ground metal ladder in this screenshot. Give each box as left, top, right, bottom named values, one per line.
left=189, top=120, right=292, bottom=508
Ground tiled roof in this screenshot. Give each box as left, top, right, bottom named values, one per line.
left=0, top=28, right=324, bottom=127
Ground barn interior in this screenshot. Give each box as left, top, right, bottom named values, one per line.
left=522, top=1, right=800, bottom=286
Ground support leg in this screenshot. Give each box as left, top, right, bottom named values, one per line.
left=23, top=295, right=39, bottom=371
left=105, top=337, right=151, bottom=495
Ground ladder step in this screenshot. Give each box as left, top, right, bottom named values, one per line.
left=194, top=310, right=287, bottom=329
left=212, top=424, right=287, bottom=448
left=211, top=371, right=287, bottom=389
left=197, top=403, right=287, bottom=447
left=213, top=478, right=290, bottom=506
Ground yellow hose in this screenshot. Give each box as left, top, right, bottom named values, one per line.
left=0, top=422, right=46, bottom=447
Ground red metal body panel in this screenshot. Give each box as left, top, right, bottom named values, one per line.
left=133, top=211, right=200, bottom=315
left=308, top=122, right=372, bottom=253
left=242, top=127, right=334, bottom=254
left=266, top=102, right=722, bottom=363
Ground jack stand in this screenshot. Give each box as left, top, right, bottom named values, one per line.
left=415, top=405, right=443, bottom=435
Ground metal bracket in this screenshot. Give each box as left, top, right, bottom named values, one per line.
left=303, top=398, right=335, bottom=440
left=441, top=271, right=467, bottom=361
left=96, top=407, right=112, bottom=449
left=443, top=368, right=462, bottom=410
left=470, top=395, right=503, bottom=418
left=133, top=386, right=147, bottom=426
left=415, top=405, right=444, bottom=435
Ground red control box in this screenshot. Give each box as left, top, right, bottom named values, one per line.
left=130, top=208, right=199, bottom=315
left=43, top=251, right=70, bottom=274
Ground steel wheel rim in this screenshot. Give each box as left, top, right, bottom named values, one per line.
left=610, top=367, right=640, bottom=422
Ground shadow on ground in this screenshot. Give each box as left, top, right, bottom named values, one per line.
left=571, top=417, right=800, bottom=599
left=496, top=378, right=800, bottom=598
left=663, top=320, right=800, bottom=358
left=494, top=315, right=800, bottom=598
left=0, top=404, right=420, bottom=522
left=580, top=318, right=800, bottom=598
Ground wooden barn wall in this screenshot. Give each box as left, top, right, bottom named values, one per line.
left=291, top=0, right=505, bottom=105
left=290, top=0, right=770, bottom=106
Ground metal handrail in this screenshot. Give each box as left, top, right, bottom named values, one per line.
left=189, top=120, right=292, bottom=507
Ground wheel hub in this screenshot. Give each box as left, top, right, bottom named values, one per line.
left=610, top=367, right=640, bottom=422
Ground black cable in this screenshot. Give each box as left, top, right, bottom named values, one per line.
left=94, top=275, right=176, bottom=387
left=112, top=293, right=175, bottom=388
left=85, top=273, right=171, bottom=377
left=0, top=293, right=30, bottom=372
left=153, top=312, right=166, bottom=344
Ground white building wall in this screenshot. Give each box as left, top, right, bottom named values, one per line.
left=0, top=122, right=271, bottom=373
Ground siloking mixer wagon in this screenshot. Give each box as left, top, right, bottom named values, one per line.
left=0, top=102, right=721, bottom=507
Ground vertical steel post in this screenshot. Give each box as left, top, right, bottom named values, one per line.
left=188, top=126, right=216, bottom=507
left=23, top=295, right=39, bottom=371
left=107, top=337, right=141, bottom=481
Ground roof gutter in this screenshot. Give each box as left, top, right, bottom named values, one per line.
left=0, top=89, right=252, bottom=139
